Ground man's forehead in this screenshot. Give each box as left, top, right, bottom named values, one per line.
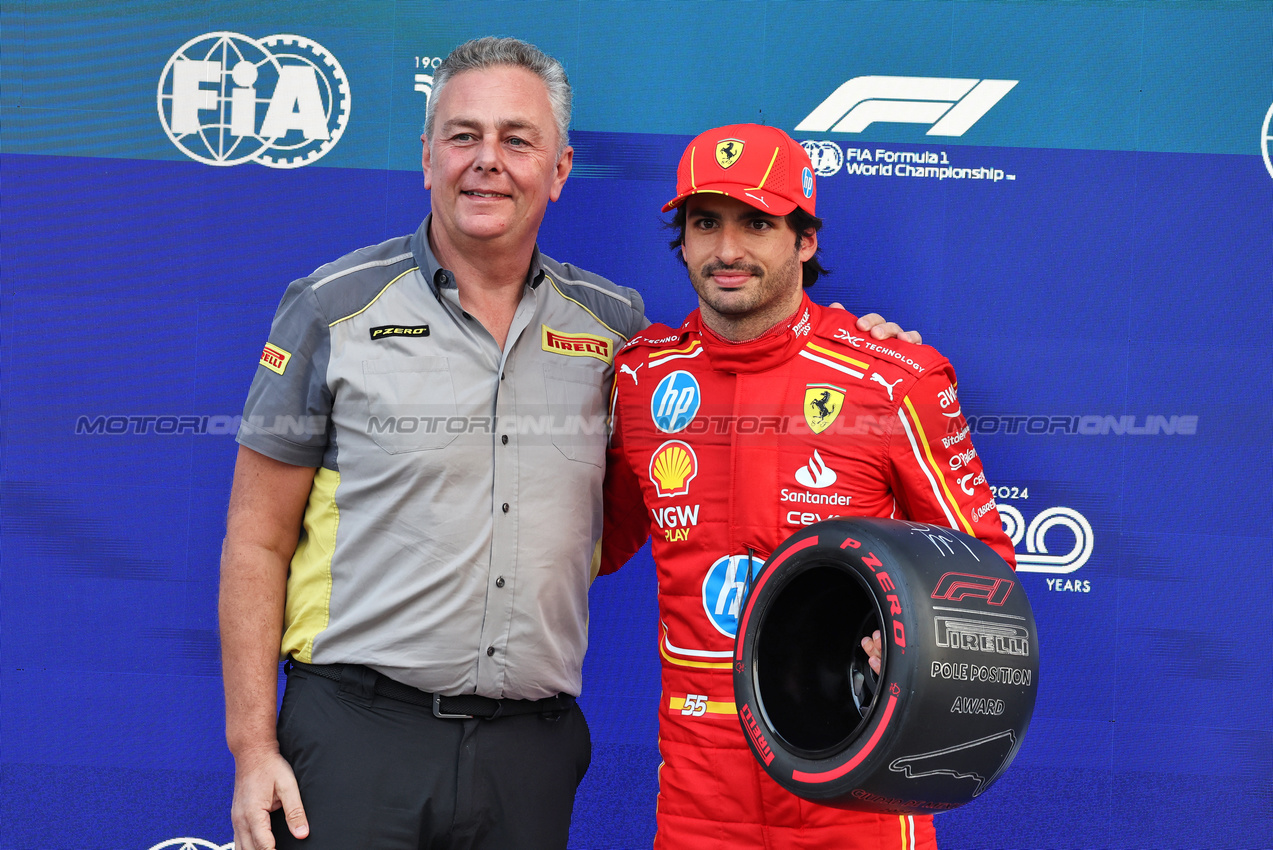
left=440, top=67, right=551, bottom=109
left=439, top=115, right=542, bottom=134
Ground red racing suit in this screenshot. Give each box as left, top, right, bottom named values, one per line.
left=601, top=295, right=1016, bottom=849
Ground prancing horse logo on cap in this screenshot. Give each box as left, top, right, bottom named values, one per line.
left=715, top=139, right=744, bottom=168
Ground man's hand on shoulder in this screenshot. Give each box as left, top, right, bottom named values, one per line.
left=828, top=303, right=923, bottom=345
left=857, top=312, right=921, bottom=345
left=231, top=745, right=308, bottom=850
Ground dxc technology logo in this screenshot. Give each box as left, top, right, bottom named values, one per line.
left=796, top=76, right=1016, bottom=136
left=158, top=32, right=350, bottom=168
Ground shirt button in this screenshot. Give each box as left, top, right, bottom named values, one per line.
left=502, top=502, right=509, bottom=513
left=486, top=646, right=496, bottom=657
left=501, top=435, right=508, bottom=445
left=496, top=576, right=505, bottom=588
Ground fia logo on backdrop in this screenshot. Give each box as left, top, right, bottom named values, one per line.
left=158, top=32, right=350, bottom=168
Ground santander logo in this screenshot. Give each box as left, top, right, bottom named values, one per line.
left=795, top=451, right=837, bottom=489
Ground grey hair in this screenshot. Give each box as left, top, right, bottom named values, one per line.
left=424, top=36, right=572, bottom=152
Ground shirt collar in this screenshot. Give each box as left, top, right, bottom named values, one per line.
left=411, top=215, right=547, bottom=300
left=688, top=293, right=819, bottom=374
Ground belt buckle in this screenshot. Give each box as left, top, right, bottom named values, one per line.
left=433, top=692, right=474, bottom=719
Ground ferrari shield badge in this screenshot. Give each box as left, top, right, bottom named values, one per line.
left=804, top=383, right=845, bottom=434
left=715, top=138, right=744, bottom=169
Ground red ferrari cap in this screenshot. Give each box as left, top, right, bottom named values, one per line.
left=662, top=123, right=817, bottom=216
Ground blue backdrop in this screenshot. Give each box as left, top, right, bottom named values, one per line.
left=2, top=2, right=1271, bottom=848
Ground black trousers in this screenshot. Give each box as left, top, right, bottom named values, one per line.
left=272, top=664, right=591, bottom=850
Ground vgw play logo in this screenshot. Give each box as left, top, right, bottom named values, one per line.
left=158, top=32, right=350, bottom=168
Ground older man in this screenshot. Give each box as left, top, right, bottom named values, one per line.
left=600, top=124, right=1015, bottom=849
left=221, top=39, right=915, bottom=850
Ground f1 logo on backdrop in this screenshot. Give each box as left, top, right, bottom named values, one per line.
left=158, top=32, right=350, bottom=168
left=796, top=76, right=1017, bottom=136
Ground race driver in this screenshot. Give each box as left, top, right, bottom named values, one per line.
left=600, top=124, right=1017, bottom=849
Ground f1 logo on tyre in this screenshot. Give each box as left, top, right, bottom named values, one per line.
left=931, top=572, right=1014, bottom=606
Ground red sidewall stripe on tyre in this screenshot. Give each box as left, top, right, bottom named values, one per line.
left=791, top=693, right=898, bottom=783
left=734, top=534, right=819, bottom=661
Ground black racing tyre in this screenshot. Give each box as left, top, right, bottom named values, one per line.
left=732, top=517, right=1038, bottom=815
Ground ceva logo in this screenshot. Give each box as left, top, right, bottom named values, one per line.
left=158, top=32, right=350, bottom=168
left=796, top=76, right=1016, bottom=136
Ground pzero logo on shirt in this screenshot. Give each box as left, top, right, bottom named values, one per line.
left=541, top=326, right=614, bottom=363
left=260, top=342, right=291, bottom=375
left=650, top=440, right=699, bottom=497
left=371, top=325, right=429, bottom=340
left=804, top=383, right=845, bottom=433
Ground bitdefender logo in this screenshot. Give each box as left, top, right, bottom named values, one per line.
left=158, top=32, right=351, bottom=168
left=796, top=76, right=1016, bottom=136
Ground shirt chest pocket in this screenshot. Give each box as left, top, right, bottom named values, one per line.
left=362, top=356, right=458, bottom=453
left=542, top=362, right=608, bottom=468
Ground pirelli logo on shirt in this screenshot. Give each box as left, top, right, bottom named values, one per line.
left=259, top=342, right=292, bottom=375
left=541, top=326, right=613, bottom=363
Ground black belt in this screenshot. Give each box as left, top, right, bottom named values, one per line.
left=287, top=660, right=575, bottom=720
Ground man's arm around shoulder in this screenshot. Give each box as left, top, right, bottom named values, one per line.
left=827, top=304, right=922, bottom=345
left=220, top=445, right=316, bottom=850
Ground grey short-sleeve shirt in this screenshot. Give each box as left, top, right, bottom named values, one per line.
left=238, top=217, right=647, bottom=699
